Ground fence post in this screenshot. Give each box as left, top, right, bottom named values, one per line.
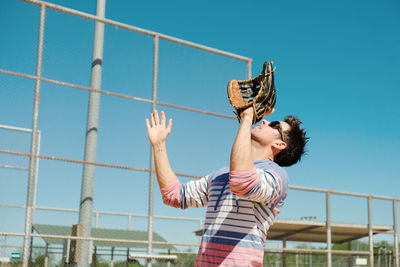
left=22, top=4, right=46, bottom=267
left=368, top=196, right=374, bottom=267
left=146, top=34, right=159, bottom=267
left=283, top=239, right=287, bottom=267
left=393, top=200, right=399, bottom=267
left=326, top=191, right=332, bottom=267
left=77, top=0, right=106, bottom=266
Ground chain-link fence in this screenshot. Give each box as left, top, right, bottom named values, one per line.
left=0, top=1, right=399, bottom=267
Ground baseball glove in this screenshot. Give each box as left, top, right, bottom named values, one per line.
left=227, top=61, right=276, bottom=125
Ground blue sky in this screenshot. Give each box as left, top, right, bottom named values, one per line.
left=1, top=0, right=400, bottom=255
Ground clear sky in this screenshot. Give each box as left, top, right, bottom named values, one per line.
left=1, top=0, right=400, bottom=256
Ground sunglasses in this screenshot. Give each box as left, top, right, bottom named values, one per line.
left=268, top=121, right=285, bottom=142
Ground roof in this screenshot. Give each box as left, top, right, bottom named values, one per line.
left=195, top=219, right=393, bottom=244
left=33, top=224, right=174, bottom=250
left=268, top=219, right=392, bottom=243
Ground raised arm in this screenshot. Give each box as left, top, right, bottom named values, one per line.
left=229, top=108, right=284, bottom=204
left=230, top=108, right=255, bottom=171
left=145, top=110, right=177, bottom=188
left=145, top=110, right=209, bottom=209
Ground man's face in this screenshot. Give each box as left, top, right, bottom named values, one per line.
left=251, top=119, right=289, bottom=146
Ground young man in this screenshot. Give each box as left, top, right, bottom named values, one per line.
left=145, top=107, right=308, bottom=266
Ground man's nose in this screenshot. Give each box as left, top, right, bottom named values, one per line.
left=262, top=120, right=269, bottom=126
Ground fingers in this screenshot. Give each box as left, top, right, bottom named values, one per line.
left=145, top=111, right=172, bottom=145
left=148, top=110, right=169, bottom=128
left=153, top=110, right=160, bottom=125
left=145, top=118, right=151, bottom=130
left=150, top=111, right=156, bottom=127
left=160, top=111, right=166, bottom=127
left=166, top=118, right=172, bottom=133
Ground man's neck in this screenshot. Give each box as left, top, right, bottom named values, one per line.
left=251, top=141, right=274, bottom=162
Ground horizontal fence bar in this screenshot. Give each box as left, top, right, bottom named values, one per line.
left=264, top=248, right=371, bottom=256
left=0, top=244, right=196, bottom=256
left=0, top=69, right=236, bottom=120
left=20, top=0, right=251, bottom=62
left=289, top=185, right=400, bottom=201
left=129, top=254, right=177, bottom=260
left=0, top=232, right=375, bottom=257
left=0, top=232, right=200, bottom=248
left=0, top=248, right=172, bottom=258
left=0, top=204, right=202, bottom=223
left=9, top=244, right=149, bottom=253
left=0, top=148, right=150, bottom=171
left=156, top=101, right=236, bottom=119
left=0, top=233, right=375, bottom=256
left=0, top=245, right=23, bottom=248
left=0, top=203, right=393, bottom=233
left=0, top=148, right=202, bottom=179
left=0, top=68, right=36, bottom=80
left=153, top=215, right=202, bottom=222
left=0, top=164, right=29, bottom=171
left=1, top=147, right=399, bottom=201
left=0, top=124, right=39, bottom=133
left=0, top=204, right=26, bottom=209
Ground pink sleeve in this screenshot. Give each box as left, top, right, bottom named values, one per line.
left=160, top=180, right=181, bottom=208
left=229, top=167, right=259, bottom=195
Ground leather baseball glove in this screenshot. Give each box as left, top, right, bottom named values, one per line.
left=227, top=61, right=276, bottom=125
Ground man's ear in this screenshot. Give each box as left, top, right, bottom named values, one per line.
left=272, top=140, right=287, bottom=152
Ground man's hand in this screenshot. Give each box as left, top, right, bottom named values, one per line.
left=145, top=110, right=172, bottom=147
left=239, top=107, right=275, bottom=124
left=239, top=107, right=254, bottom=123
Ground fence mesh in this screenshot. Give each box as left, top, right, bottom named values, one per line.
left=0, top=0, right=399, bottom=267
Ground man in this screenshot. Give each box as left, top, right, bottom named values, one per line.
left=145, top=107, right=307, bottom=266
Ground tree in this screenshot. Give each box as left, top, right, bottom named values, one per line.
left=31, top=255, right=46, bottom=267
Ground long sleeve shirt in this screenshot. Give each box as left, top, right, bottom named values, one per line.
left=160, top=160, right=288, bottom=267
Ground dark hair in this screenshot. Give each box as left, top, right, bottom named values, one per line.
left=274, top=116, right=308, bottom=167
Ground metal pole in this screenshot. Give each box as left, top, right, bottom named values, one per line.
left=146, top=34, right=159, bottom=267
left=126, top=248, right=129, bottom=267
left=65, top=239, right=71, bottom=264
left=393, top=200, right=399, bottom=267
left=44, top=243, right=49, bottom=267
left=167, top=249, right=171, bottom=267
left=32, top=130, right=41, bottom=223
left=348, top=241, right=352, bottom=267
left=22, top=4, right=46, bottom=267
left=326, top=191, right=332, bottom=267
left=247, top=60, right=252, bottom=79
left=283, top=239, right=287, bottom=267
left=110, top=247, right=114, bottom=267
left=368, top=196, right=374, bottom=267
left=29, top=130, right=41, bottom=266
left=95, top=212, right=99, bottom=228
left=77, top=0, right=105, bottom=266
left=378, top=248, right=381, bottom=267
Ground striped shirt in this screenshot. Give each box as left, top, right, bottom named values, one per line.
left=161, top=160, right=288, bottom=266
